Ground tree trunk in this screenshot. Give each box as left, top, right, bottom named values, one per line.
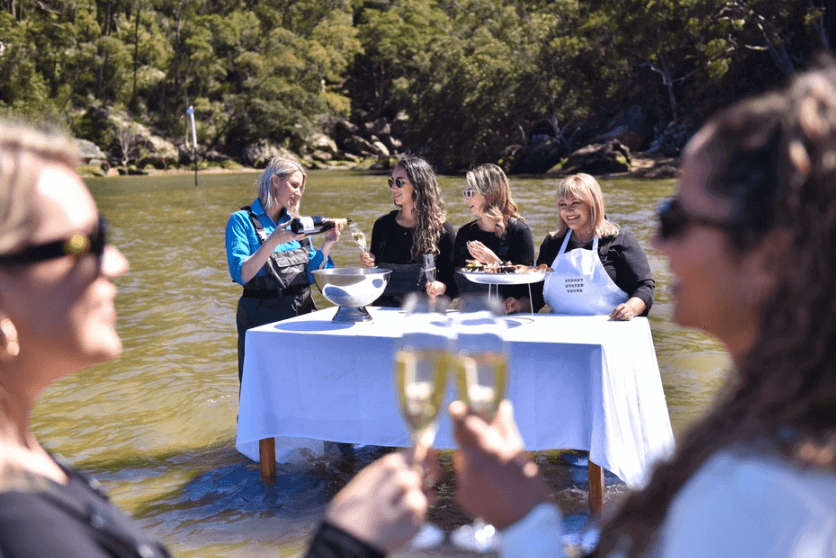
left=98, top=51, right=109, bottom=98
left=132, top=5, right=140, bottom=101
left=659, top=56, right=678, bottom=120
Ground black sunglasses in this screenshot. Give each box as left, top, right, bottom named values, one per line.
left=388, top=177, right=408, bottom=188
left=656, top=198, right=738, bottom=240
left=0, top=215, right=109, bottom=267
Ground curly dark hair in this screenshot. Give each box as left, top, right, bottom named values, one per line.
left=396, top=155, right=448, bottom=262
left=594, top=54, right=836, bottom=557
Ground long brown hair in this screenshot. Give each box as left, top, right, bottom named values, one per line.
left=595, top=55, right=836, bottom=557
left=465, top=163, right=523, bottom=237
left=397, top=155, right=447, bottom=261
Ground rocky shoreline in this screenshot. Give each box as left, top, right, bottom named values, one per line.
left=81, top=153, right=679, bottom=180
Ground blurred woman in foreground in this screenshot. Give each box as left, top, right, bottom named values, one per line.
left=452, top=56, right=836, bottom=557
left=0, top=121, right=428, bottom=558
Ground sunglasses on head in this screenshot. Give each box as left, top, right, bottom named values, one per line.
left=0, top=215, right=109, bottom=268
left=656, top=198, right=738, bottom=240
left=462, top=188, right=475, bottom=199
left=388, top=177, right=408, bottom=188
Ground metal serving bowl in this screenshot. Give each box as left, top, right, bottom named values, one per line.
left=312, top=267, right=392, bottom=322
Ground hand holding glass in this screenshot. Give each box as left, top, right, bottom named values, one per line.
left=394, top=293, right=453, bottom=548
left=450, top=294, right=510, bottom=553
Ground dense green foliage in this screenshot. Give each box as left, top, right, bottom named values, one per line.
left=0, top=0, right=829, bottom=169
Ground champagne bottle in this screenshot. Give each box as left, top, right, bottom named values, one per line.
left=288, top=216, right=351, bottom=235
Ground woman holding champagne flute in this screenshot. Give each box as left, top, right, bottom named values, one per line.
left=360, top=155, right=457, bottom=306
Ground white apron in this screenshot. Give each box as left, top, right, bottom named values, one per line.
left=542, top=231, right=629, bottom=315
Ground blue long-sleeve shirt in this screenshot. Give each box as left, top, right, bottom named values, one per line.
left=225, top=199, right=333, bottom=286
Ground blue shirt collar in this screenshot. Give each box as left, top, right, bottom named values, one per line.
left=252, top=199, right=289, bottom=224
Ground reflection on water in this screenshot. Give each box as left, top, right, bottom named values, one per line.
left=29, top=171, right=733, bottom=557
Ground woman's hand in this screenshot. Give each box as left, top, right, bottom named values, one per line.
left=322, top=222, right=343, bottom=245
left=240, top=226, right=307, bottom=284
left=503, top=297, right=531, bottom=314
left=319, top=222, right=344, bottom=259
left=466, top=241, right=500, bottom=265
left=449, top=400, right=550, bottom=530
left=360, top=250, right=376, bottom=267
left=324, top=449, right=432, bottom=553
left=426, top=280, right=446, bottom=298
left=268, top=226, right=307, bottom=246
left=609, top=297, right=646, bottom=321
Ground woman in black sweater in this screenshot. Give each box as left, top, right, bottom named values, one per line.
left=360, top=155, right=456, bottom=306
left=453, top=164, right=534, bottom=301
left=505, top=173, right=654, bottom=319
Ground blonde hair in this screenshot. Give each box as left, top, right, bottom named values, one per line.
left=0, top=120, right=79, bottom=254
left=465, top=163, right=523, bottom=237
left=553, top=173, right=619, bottom=239
left=256, top=156, right=307, bottom=215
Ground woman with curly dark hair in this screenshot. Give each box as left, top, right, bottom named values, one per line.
left=446, top=56, right=836, bottom=558
left=360, top=155, right=457, bottom=306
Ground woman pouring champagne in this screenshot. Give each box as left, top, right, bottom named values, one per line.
left=504, top=173, right=654, bottom=319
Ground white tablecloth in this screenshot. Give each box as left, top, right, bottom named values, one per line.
left=236, top=307, right=675, bottom=487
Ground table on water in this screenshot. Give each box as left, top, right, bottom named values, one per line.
left=236, top=306, right=675, bottom=514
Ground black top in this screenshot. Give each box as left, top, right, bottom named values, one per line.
left=529, top=229, right=655, bottom=314
left=369, top=210, right=458, bottom=299
left=0, top=464, right=386, bottom=558
left=0, top=464, right=172, bottom=558
left=305, top=522, right=386, bottom=558
left=454, top=218, right=535, bottom=299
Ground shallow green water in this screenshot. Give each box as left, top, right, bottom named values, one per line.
left=30, top=170, right=732, bottom=557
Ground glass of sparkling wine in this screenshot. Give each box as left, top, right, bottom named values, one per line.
left=422, top=253, right=436, bottom=284
left=349, top=221, right=368, bottom=253
left=394, top=293, right=453, bottom=549
left=450, top=294, right=509, bottom=553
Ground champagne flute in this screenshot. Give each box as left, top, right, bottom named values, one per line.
left=349, top=221, right=369, bottom=254
left=422, top=253, right=436, bottom=285
left=450, top=294, right=510, bottom=553
left=394, top=293, right=453, bottom=549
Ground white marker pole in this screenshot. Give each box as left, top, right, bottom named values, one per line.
left=187, top=105, right=198, bottom=186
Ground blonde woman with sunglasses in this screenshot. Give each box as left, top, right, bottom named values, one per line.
left=360, top=155, right=456, bottom=306
left=453, top=164, right=535, bottom=301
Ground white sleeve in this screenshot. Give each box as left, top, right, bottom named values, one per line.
left=658, top=452, right=836, bottom=558
left=499, top=503, right=566, bottom=558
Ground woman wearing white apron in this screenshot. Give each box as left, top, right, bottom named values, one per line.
left=505, top=173, right=654, bottom=319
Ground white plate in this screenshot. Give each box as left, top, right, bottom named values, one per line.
left=456, top=268, right=552, bottom=285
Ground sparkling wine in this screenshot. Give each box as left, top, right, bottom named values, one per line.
left=352, top=231, right=367, bottom=250
left=454, top=351, right=508, bottom=421
left=395, top=348, right=448, bottom=441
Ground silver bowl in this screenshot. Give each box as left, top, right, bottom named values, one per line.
left=312, top=267, right=392, bottom=322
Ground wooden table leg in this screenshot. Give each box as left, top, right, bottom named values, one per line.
left=587, top=460, right=604, bottom=516
left=259, top=437, right=276, bottom=480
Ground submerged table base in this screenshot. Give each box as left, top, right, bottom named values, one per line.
left=237, top=307, right=675, bottom=515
